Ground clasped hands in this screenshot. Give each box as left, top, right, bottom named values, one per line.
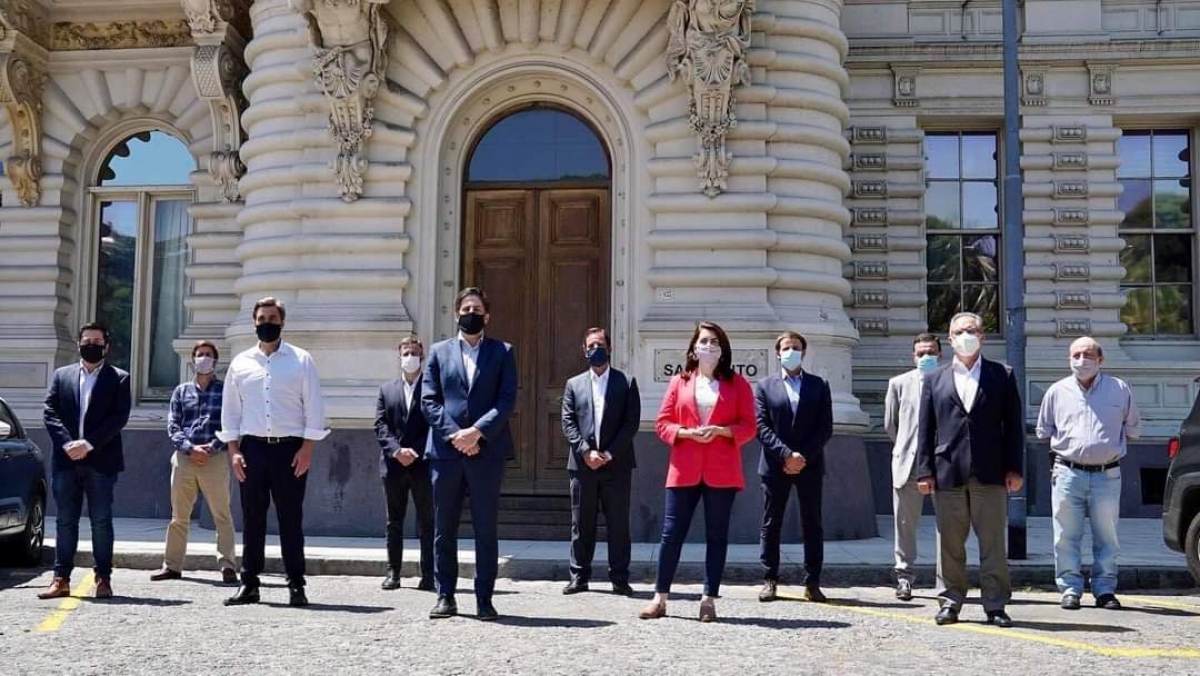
left=584, top=449, right=613, bottom=470
left=783, top=452, right=807, bottom=475
left=393, top=446, right=420, bottom=466
left=64, top=439, right=93, bottom=461
left=681, top=425, right=729, bottom=444
left=450, top=427, right=483, bottom=456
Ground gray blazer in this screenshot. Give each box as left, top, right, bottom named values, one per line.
left=884, top=368, right=922, bottom=489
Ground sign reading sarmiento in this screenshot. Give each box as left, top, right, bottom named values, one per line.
left=652, top=349, right=768, bottom=383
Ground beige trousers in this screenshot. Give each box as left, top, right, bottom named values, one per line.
left=163, top=450, right=237, bottom=572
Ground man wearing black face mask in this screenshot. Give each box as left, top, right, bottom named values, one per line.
left=218, top=296, right=328, bottom=608
left=421, top=287, right=517, bottom=621
left=560, top=327, right=641, bottom=596
left=40, top=322, right=131, bottom=600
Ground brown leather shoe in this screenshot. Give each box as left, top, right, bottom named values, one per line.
left=638, top=601, right=667, bottom=620
left=149, top=568, right=181, bottom=582
left=221, top=568, right=239, bottom=584
left=94, top=578, right=113, bottom=599
left=699, top=598, right=717, bottom=623
left=37, top=577, right=71, bottom=600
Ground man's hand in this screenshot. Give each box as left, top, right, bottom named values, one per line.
left=451, top=427, right=483, bottom=453
left=190, top=446, right=210, bottom=466
left=461, top=443, right=481, bottom=457
left=230, top=451, right=247, bottom=483
left=292, top=442, right=314, bottom=477
left=917, top=476, right=936, bottom=496
left=783, top=453, right=806, bottom=475
left=65, top=440, right=91, bottom=461
left=1005, top=471, right=1024, bottom=493
left=585, top=450, right=608, bottom=470
left=396, top=447, right=419, bottom=467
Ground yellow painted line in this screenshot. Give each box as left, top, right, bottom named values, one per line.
left=35, top=573, right=95, bottom=633
left=1120, top=595, right=1200, bottom=612
left=776, top=591, right=1200, bottom=659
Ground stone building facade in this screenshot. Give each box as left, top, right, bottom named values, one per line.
left=0, top=0, right=1193, bottom=539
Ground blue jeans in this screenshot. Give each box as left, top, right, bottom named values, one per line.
left=52, top=465, right=118, bottom=580
left=1051, top=463, right=1122, bottom=598
left=654, top=483, right=738, bottom=597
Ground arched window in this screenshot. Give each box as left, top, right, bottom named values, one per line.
left=467, top=108, right=609, bottom=183
left=90, top=130, right=195, bottom=400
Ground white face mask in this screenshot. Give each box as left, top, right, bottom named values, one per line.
left=194, top=356, right=215, bottom=375
left=694, top=343, right=721, bottom=366
left=1070, top=356, right=1100, bottom=381
left=400, top=354, right=422, bottom=375
left=952, top=332, right=981, bottom=358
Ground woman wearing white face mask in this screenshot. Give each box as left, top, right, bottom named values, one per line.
left=640, top=321, right=756, bottom=623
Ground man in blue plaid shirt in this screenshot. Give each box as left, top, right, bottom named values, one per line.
left=151, top=340, right=238, bottom=583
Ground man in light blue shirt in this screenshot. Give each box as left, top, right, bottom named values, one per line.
left=1036, top=336, right=1141, bottom=612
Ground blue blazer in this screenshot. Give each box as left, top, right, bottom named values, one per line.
left=43, top=362, right=132, bottom=474
left=420, top=336, right=518, bottom=462
left=560, top=368, right=641, bottom=473
left=373, top=377, right=430, bottom=478
left=754, top=371, right=833, bottom=478
left=917, top=357, right=1024, bottom=489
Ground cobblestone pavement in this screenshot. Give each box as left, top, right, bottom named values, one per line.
left=2, top=568, right=1199, bottom=675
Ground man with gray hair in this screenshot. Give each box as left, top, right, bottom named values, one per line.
left=1036, top=337, right=1140, bottom=611
left=917, top=312, right=1024, bottom=627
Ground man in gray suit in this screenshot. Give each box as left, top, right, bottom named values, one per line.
left=561, top=327, right=641, bottom=596
left=883, top=333, right=941, bottom=601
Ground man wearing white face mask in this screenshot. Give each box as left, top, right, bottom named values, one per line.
left=374, top=335, right=435, bottom=591
left=917, top=312, right=1024, bottom=628
left=1036, top=337, right=1140, bottom=611
left=153, top=340, right=238, bottom=583
left=884, top=333, right=942, bottom=600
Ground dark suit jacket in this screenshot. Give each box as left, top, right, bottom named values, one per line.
left=917, top=357, right=1024, bottom=489
left=421, top=335, right=518, bottom=462
left=561, top=367, right=641, bottom=473
left=755, top=371, right=833, bottom=478
left=43, top=362, right=132, bottom=474
left=374, top=377, right=431, bottom=478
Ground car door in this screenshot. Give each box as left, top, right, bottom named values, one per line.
left=0, top=400, right=35, bottom=535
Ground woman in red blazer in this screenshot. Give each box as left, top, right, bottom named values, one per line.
left=638, top=321, right=756, bottom=623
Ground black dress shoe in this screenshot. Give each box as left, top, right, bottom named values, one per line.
left=1060, top=594, right=1082, bottom=610
left=477, top=600, right=499, bottom=622
left=986, top=610, right=1013, bottom=628
left=223, top=585, right=260, bottom=606
left=381, top=572, right=402, bottom=590
left=611, top=581, right=635, bottom=597
left=934, top=606, right=959, bottom=625
left=804, top=586, right=828, bottom=603
left=417, top=577, right=436, bottom=592
left=289, top=586, right=309, bottom=607
left=429, top=595, right=458, bottom=619
left=563, top=579, right=589, bottom=595
left=1095, top=594, right=1122, bottom=610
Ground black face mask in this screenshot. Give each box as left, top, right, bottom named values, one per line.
left=458, top=312, right=485, bottom=336
left=79, top=344, right=106, bottom=364
left=255, top=322, right=282, bottom=343
left=586, top=346, right=608, bottom=368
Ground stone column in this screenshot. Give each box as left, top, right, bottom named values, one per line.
left=237, top=0, right=415, bottom=418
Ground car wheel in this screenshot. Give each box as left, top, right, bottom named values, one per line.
left=15, top=493, right=45, bottom=567
left=1186, top=509, right=1200, bottom=586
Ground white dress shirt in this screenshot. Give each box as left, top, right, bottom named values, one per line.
left=459, top=333, right=482, bottom=387
left=217, top=342, right=329, bottom=442
left=952, top=356, right=982, bottom=413
left=590, top=366, right=610, bottom=446
left=77, top=361, right=102, bottom=440
left=403, top=376, right=417, bottom=411
left=694, top=374, right=720, bottom=425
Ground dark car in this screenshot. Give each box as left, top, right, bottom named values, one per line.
left=0, top=396, right=47, bottom=565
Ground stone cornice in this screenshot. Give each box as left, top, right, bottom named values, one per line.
left=848, top=38, right=1200, bottom=66
left=50, top=19, right=193, bottom=51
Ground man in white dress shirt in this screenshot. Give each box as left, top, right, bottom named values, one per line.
left=219, top=297, right=328, bottom=607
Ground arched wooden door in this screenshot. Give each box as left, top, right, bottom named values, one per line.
left=462, top=106, right=612, bottom=496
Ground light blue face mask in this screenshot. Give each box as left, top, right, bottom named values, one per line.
left=916, top=354, right=939, bottom=372
left=780, top=348, right=803, bottom=372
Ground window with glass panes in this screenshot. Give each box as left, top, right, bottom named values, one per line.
left=924, top=132, right=1001, bottom=334
left=90, top=130, right=195, bottom=400
left=1117, top=130, right=1194, bottom=336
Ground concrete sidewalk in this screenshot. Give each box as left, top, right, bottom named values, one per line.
left=42, top=516, right=1196, bottom=589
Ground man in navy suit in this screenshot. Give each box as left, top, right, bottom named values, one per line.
left=755, top=331, right=833, bottom=603
left=374, top=334, right=434, bottom=592
left=40, top=322, right=131, bottom=600
left=917, top=311, right=1024, bottom=628
left=422, top=287, right=517, bottom=621
left=560, top=327, right=641, bottom=596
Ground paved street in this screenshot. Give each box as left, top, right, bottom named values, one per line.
left=2, top=568, right=1199, bottom=675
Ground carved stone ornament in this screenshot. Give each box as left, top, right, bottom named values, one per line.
left=1022, top=67, right=1047, bottom=107
left=0, top=1, right=51, bottom=48
left=890, top=65, right=919, bottom=108
left=192, top=43, right=248, bottom=201
left=1087, top=62, right=1116, bottom=106
left=183, top=0, right=232, bottom=34
left=292, top=0, right=390, bottom=202
left=0, top=52, right=45, bottom=206
left=666, top=0, right=754, bottom=198
left=51, top=20, right=193, bottom=51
